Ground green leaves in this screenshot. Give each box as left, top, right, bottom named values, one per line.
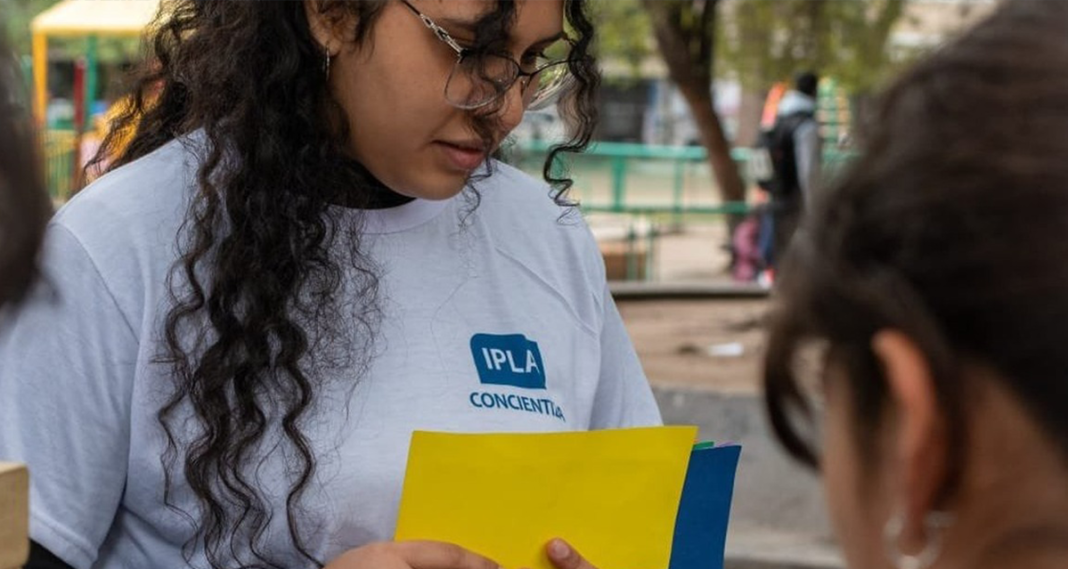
left=718, top=0, right=911, bottom=94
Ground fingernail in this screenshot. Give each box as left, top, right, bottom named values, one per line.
left=548, top=538, right=570, bottom=560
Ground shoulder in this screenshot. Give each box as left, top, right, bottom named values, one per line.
left=475, top=160, right=594, bottom=248
left=477, top=160, right=568, bottom=214
left=52, top=136, right=199, bottom=259
left=470, top=160, right=608, bottom=308
left=41, top=137, right=200, bottom=320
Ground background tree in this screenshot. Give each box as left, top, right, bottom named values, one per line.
left=640, top=0, right=746, bottom=204
left=717, top=0, right=994, bottom=145
left=1, top=0, right=58, bottom=56
left=599, top=0, right=925, bottom=182
left=593, top=0, right=654, bottom=81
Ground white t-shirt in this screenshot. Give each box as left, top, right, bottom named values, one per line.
left=0, top=136, right=661, bottom=569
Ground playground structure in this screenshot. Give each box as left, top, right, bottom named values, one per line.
left=31, top=0, right=162, bottom=199
left=31, top=0, right=160, bottom=124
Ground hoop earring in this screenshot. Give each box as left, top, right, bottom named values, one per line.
left=883, top=510, right=955, bottom=569
left=323, top=48, right=332, bottom=79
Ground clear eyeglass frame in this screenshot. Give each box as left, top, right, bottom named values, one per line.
left=400, top=0, right=577, bottom=111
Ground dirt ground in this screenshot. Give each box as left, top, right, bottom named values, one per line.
left=617, top=298, right=771, bottom=394
left=590, top=217, right=773, bottom=394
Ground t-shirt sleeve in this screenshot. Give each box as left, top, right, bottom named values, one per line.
left=0, top=223, right=138, bottom=569
left=588, top=284, right=663, bottom=429
left=25, top=540, right=77, bottom=569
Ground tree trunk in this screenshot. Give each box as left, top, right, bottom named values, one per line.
left=676, top=81, right=746, bottom=203
left=735, top=88, right=765, bottom=148
left=733, top=0, right=769, bottom=148
left=806, top=0, right=827, bottom=66
left=642, top=0, right=746, bottom=205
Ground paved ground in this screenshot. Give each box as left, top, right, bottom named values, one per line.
left=605, top=223, right=844, bottom=569
left=620, top=297, right=843, bottom=569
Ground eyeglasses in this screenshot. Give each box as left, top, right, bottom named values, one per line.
left=400, top=0, right=575, bottom=111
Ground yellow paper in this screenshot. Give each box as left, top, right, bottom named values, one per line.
left=394, top=426, right=698, bottom=569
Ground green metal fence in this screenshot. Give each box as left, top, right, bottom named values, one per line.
left=43, top=129, right=77, bottom=202
left=512, top=139, right=856, bottom=215
left=510, top=139, right=858, bottom=281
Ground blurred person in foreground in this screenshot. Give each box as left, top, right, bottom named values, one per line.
left=0, top=32, right=50, bottom=308
left=0, top=26, right=51, bottom=569
left=765, top=2, right=1068, bottom=569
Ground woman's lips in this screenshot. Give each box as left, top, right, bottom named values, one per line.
left=435, top=140, right=487, bottom=171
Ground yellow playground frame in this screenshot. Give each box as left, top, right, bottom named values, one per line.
left=31, top=0, right=161, bottom=123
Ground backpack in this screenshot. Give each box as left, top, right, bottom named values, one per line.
left=749, top=110, right=815, bottom=198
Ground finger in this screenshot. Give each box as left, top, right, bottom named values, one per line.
left=546, top=538, right=597, bottom=569
left=394, top=540, right=501, bottom=569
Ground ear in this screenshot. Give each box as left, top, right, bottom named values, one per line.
left=303, top=0, right=343, bottom=56
left=871, top=330, right=949, bottom=538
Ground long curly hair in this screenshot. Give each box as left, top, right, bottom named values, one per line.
left=94, top=1, right=599, bottom=568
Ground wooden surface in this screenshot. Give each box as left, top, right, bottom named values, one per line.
left=0, top=462, right=29, bottom=569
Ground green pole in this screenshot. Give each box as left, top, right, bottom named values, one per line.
left=673, top=159, right=685, bottom=208
left=20, top=55, right=33, bottom=99
left=672, top=159, right=685, bottom=227
left=610, top=156, right=627, bottom=212
left=626, top=224, right=637, bottom=281
left=645, top=222, right=656, bottom=282
left=84, top=35, right=99, bottom=127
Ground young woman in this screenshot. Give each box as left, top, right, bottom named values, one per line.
left=0, top=2, right=659, bottom=568
left=764, top=2, right=1068, bottom=569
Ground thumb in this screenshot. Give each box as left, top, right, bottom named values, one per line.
left=545, top=539, right=596, bottom=569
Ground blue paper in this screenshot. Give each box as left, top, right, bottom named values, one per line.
left=669, top=444, right=742, bottom=569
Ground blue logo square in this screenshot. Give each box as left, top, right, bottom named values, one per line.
left=470, top=334, right=546, bottom=389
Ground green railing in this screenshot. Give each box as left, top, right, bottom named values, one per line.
left=514, top=139, right=856, bottom=215
left=513, top=139, right=858, bottom=281
left=44, top=130, right=77, bottom=202
left=516, top=139, right=739, bottom=213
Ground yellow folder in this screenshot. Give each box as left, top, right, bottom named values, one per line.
left=394, top=426, right=698, bottom=569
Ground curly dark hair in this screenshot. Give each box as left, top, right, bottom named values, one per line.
left=765, top=0, right=1068, bottom=498
left=94, top=1, right=599, bottom=568
left=0, top=32, right=50, bottom=308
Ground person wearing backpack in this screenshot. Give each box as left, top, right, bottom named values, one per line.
left=753, top=72, right=821, bottom=275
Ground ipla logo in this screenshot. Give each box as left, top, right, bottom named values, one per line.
left=469, top=333, right=546, bottom=389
